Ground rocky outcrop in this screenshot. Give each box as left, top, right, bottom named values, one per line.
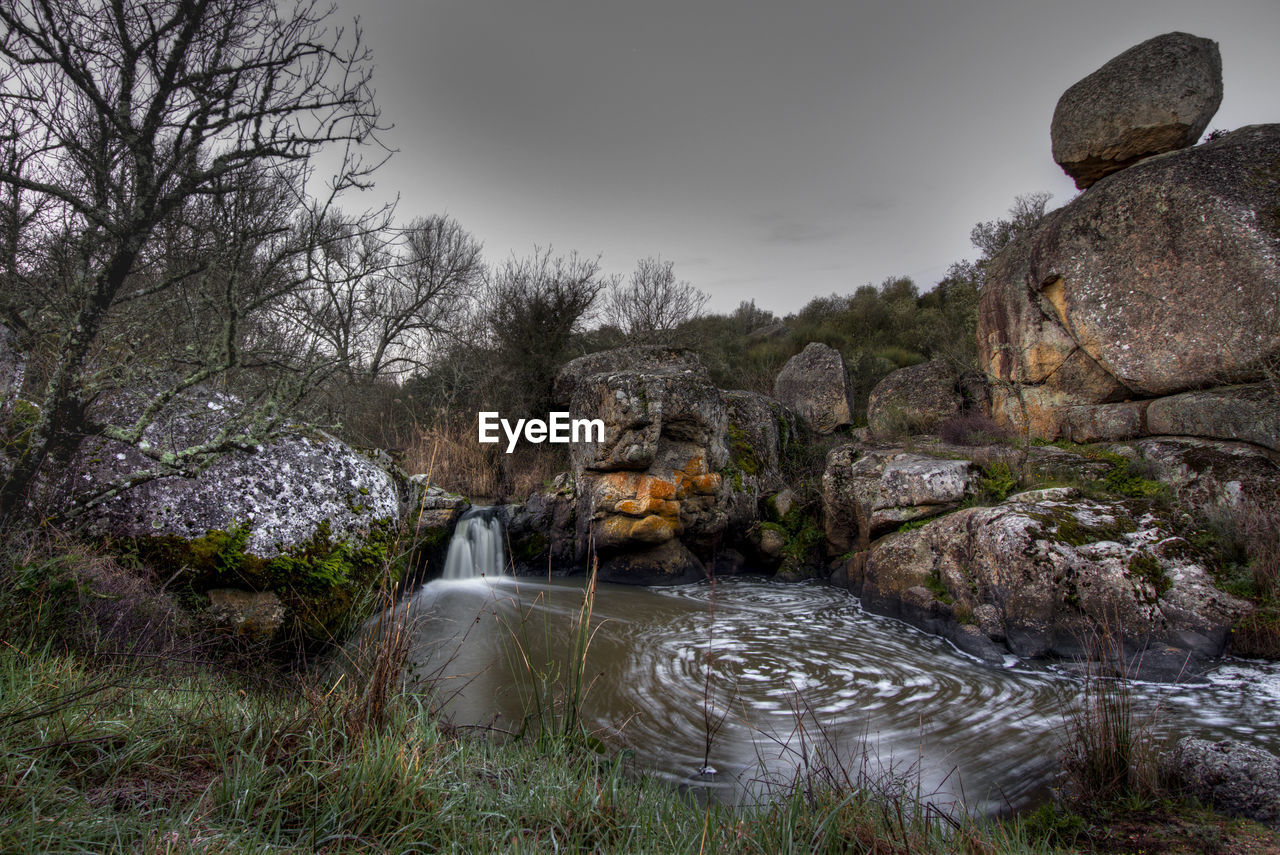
left=866, top=360, right=964, bottom=439
left=1125, top=437, right=1280, bottom=523
left=1162, top=738, right=1280, bottom=830
left=1051, top=32, right=1222, bottom=189
left=773, top=342, right=852, bottom=434
left=823, top=446, right=976, bottom=555
left=59, top=385, right=406, bottom=641
left=552, top=347, right=736, bottom=584
left=852, top=487, right=1252, bottom=680
left=1145, top=385, right=1280, bottom=453
left=206, top=589, right=285, bottom=640
left=979, top=124, right=1280, bottom=441
left=723, top=390, right=797, bottom=488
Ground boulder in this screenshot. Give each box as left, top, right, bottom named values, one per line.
left=1125, top=436, right=1280, bottom=523
left=858, top=487, right=1252, bottom=680
left=1064, top=400, right=1149, bottom=444
left=822, top=445, right=975, bottom=555
left=553, top=347, right=738, bottom=583
left=1145, top=385, right=1280, bottom=452
left=723, top=389, right=797, bottom=487
left=773, top=342, right=852, bottom=434
left=70, top=428, right=402, bottom=556
left=1162, top=738, right=1280, bottom=830
left=866, top=359, right=962, bottom=439
left=1051, top=32, right=1222, bottom=189
left=979, top=124, right=1280, bottom=439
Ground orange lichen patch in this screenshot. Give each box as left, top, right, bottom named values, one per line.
left=598, top=513, right=679, bottom=546
left=615, top=497, right=681, bottom=518
left=593, top=472, right=678, bottom=504
left=682, top=453, right=709, bottom=476
left=675, top=471, right=721, bottom=498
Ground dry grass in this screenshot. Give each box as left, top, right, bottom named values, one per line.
left=403, top=416, right=567, bottom=502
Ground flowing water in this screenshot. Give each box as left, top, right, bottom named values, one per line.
left=439, top=506, right=506, bottom=580
left=376, top=574, right=1280, bottom=813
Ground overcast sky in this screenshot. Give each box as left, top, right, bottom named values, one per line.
left=332, top=0, right=1280, bottom=316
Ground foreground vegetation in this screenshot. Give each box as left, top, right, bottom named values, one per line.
left=3, top=538, right=1279, bottom=854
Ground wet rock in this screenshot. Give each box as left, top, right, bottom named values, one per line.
left=773, top=342, right=852, bottom=435
left=1051, top=32, right=1222, bottom=189
left=867, top=359, right=963, bottom=439
left=858, top=488, right=1252, bottom=680
left=1162, top=738, right=1280, bottom=829
left=597, top=538, right=704, bottom=586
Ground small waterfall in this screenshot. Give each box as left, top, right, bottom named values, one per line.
left=440, top=506, right=506, bottom=580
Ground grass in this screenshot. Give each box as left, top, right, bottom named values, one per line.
left=402, top=415, right=566, bottom=502
left=2, top=532, right=1278, bottom=853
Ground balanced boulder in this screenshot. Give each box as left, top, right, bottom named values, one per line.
left=1051, top=32, right=1222, bottom=189
left=773, top=342, right=852, bottom=434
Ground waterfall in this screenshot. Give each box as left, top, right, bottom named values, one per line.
left=440, top=506, right=506, bottom=580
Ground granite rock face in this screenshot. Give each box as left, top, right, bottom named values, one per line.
left=64, top=387, right=402, bottom=557
left=773, top=342, right=852, bottom=435
left=553, top=347, right=732, bottom=584
left=1162, top=738, right=1280, bottom=829
left=867, top=360, right=963, bottom=439
left=1051, top=32, right=1222, bottom=189
left=855, top=488, right=1252, bottom=681
left=979, top=125, right=1280, bottom=440
left=822, top=445, right=975, bottom=555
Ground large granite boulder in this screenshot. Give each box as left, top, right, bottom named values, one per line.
left=1145, top=385, right=1280, bottom=453
left=1162, top=738, right=1280, bottom=830
left=823, top=445, right=975, bottom=555
left=854, top=487, right=1252, bottom=680
left=979, top=125, right=1280, bottom=440
left=554, top=347, right=734, bottom=584
left=773, top=342, right=852, bottom=434
left=867, top=359, right=963, bottom=439
left=59, top=385, right=406, bottom=640
left=1051, top=32, right=1222, bottom=189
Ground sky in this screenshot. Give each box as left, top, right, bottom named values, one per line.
left=330, top=0, right=1280, bottom=316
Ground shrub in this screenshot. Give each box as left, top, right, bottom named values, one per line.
left=939, top=412, right=1014, bottom=446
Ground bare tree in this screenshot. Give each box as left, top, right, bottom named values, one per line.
left=295, top=213, right=484, bottom=383
left=0, top=0, right=383, bottom=523
left=605, top=256, right=709, bottom=344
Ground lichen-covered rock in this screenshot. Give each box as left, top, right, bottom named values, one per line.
left=867, top=360, right=963, bottom=439
left=1064, top=400, right=1149, bottom=444
left=1145, top=385, right=1280, bottom=452
left=1162, top=738, right=1280, bottom=830
left=979, top=125, right=1280, bottom=440
left=1125, top=436, right=1280, bottom=522
left=858, top=488, right=1252, bottom=680
left=822, top=445, right=975, bottom=554
left=553, top=347, right=745, bottom=583
left=71, top=430, right=401, bottom=556
left=1051, top=32, right=1222, bottom=189
left=506, top=472, right=577, bottom=572
left=723, top=389, right=797, bottom=488
left=773, top=342, right=852, bottom=434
